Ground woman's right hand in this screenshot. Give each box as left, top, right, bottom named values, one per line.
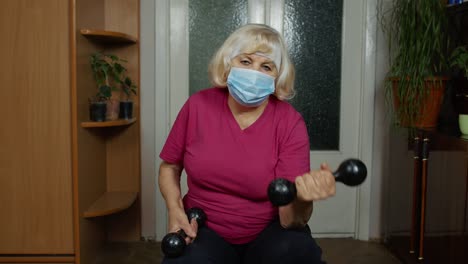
left=168, top=207, right=198, bottom=244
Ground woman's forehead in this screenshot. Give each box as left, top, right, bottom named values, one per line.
left=241, top=42, right=274, bottom=55
left=236, top=53, right=275, bottom=63
left=230, top=39, right=282, bottom=69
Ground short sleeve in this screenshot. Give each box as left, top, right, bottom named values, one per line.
left=159, top=101, right=190, bottom=164
left=275, top=113, right=310, bottom=181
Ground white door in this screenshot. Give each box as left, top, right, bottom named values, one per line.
left=151, top=0, right=371, bottom=240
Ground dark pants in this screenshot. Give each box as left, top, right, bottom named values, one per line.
left=162, top=220, right=325, bottom=264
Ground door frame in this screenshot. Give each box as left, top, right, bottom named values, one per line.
left=140, top=0, right=378, bottom=241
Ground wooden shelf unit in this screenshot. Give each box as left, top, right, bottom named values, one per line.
left=74, top=1, right=141, bottom=263
left=2, top=0, right=141, bottom=263
left=81, top=118, right=137, bottom=128
left=80, top=28, right=138, bottom=44
left=84, top=191, right=138, bottom=218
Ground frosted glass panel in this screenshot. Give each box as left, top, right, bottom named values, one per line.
left=284, top=0, right=343, bottom=150
left=189, top=0, right=248, bottom=94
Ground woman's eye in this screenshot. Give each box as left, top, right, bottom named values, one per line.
left=262, top=65, right=272, bottom=71
left=240, top=60, right=250, bottom=65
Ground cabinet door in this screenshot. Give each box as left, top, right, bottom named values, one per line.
left=0, top=0, right=74, bottom=254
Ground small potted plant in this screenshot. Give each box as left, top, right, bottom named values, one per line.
left=449, top=45, right=468, bottom=133
left=89, top=52, right=127, bottom=121
left=88, top=85, right=112, bottom=122
left=119, top=76, right=137, bottom=119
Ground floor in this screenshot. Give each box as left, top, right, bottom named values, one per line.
left=386, top=235, right=468, bottom=264
left=94, top=238, right=402, bottom=264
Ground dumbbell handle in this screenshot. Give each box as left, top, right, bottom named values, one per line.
left=268, top=159, right=367, bottom=206
left=161, top=207, right=207, bottom=258
left=175, top=229, right=187, bottom=238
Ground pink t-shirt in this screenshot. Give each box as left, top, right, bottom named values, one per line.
left=160, top=87, right=310, bottom=244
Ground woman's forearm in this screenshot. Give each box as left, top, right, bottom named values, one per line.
left=278, top=165, right=335, bottom=228
left=158, top=161, right=184, bottom=211
left=278, top=200, right=313, bottom=228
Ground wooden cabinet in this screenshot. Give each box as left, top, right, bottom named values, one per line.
left=384, top=128, right=468, bottom=263
left=0, top=0, right=141, bottom=263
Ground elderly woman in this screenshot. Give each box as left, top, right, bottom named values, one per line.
left=159, top=23, right=335, bottom=264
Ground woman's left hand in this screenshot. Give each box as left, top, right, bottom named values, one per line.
left=295, top=163, right=336, bottom=202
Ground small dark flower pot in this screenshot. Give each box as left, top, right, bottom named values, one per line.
left=90, top=101, right=107, bottom=122
left=119, top=101, right=133, bottom=119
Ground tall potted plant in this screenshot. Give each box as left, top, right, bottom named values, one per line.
left=380, top=0, right=450, bottom=128
left=89, top=52, right=127, bottom=121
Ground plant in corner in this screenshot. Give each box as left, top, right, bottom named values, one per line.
left=449, top=45, right=468, bottom=134
left=119, top=75, right=137, bottom=120
left=89, top=52, right=127, bottom=121
left=379, top=0, right=450, bottom=128
left=450, top=46, right=468, bottom=78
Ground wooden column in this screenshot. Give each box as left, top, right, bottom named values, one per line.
left=418, top=137, right=430, bottom=260
left=410, top=136, right=422, bottom=254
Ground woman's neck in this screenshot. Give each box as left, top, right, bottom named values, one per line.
left=227, top=95, right=269, bottom=129
left=227, top=95, right=268, bottom=114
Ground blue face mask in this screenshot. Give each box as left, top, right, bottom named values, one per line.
left=227, top=67, right=275, bottom=107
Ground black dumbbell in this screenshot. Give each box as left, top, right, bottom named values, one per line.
left=161, top=207, right=207, bottom=258
left=268, top=158, right=367, bottom=206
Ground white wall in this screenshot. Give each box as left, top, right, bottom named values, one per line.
left=140, top=0, right=171, bottom=240
left=370, top=0, right=392, bottom=240
left=140, top=0, right=156, bottom=239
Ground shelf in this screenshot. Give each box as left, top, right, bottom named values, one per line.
left=80, top=29, right=138, bottom=44
left=81, top=118, right=136, bottom=128
left=84, top=191, right=138, bottom=218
